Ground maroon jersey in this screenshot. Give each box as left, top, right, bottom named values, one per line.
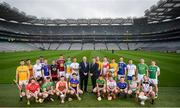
left=56, top=59, right=65, bottom=71
left=50, top=64, right=58, bottom=78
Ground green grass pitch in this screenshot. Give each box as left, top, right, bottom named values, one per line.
left=0, top=50, right=180, bottom=107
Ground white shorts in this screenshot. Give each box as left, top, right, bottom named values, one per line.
left=59, top=71, right=66, bottom=77
left=138, top=74, right=145, bottom=82
left=102, top=68, right=108, bottom=75
left=44, top=75, right=50, bottom=79
left=66, top=73, right=72, bottom=79
left=34, top=71, right=42, bottom=78
left=118, top=75, right=126, bottom=80
left=149, top=78, right=158, bottom=85
left=19, top=80, right=28, bottom=86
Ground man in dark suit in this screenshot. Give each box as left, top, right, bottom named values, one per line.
left=79, top=56, right=89, bottom=92
left=90, top=57, right=100, bottom=90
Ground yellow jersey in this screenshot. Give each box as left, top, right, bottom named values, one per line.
left=110, top=62, right=118, bottom=76
left=96, top=61, right=102, bottom=71
left=16, top=65, right=29, bottom=81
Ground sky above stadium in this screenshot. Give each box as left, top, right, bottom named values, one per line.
left=1, top=0, right=159, bottom=19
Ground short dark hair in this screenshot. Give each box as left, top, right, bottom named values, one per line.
left=20, top=59, right=24, bottom=62
left=120, top=76, right=125, bottom=79
left=72, top=73, right=77, bottom=76
left=132, top=75, right=136, bottom=78
left=39, top=56, right=44, bottom=58
left=60, top=75, right=65, bottom=78
left=120, top=56, right=124, bottom=58
left=46, top=77, right=51, bottom=80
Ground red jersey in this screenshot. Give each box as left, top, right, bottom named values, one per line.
left=102, top=62, right=110, bottom=68
left=26, top=83, right=40, bottom=93
left=56, top=59, right=65, bottom=71
left=57, top=81, right=67, bottom=91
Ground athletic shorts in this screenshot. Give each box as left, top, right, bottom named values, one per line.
left=127, top=76, right=133, bottom=80
left=66, top=73, right=72, bottom=79
left=128, top=88, right=137, bottom=92
left=118, top=75, right=126, bottom=80
left=149, top=78, right=158, bottom=85
left=59, top=71, right=66, bottom=77
left=19, top=80, right=28, bottom=86
left=93, top=87, right=105, bottom=92
left=70, top=87, right=77, bottom=93
left=138, top=74, right=145, bottom=82
left=44, top=75, right=50, bottom=79
left=27, top=91, right=39, bottom=98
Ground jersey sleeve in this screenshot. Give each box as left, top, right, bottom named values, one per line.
left=157, top=66, right=160, bottom=72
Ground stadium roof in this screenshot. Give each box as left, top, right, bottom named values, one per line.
left=0, top=0, right=180, bottom=25
left=145, top=0, right=180, bottom=23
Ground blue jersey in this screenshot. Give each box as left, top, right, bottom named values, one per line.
left=70, top=78, right=79, bottom=88
left=118, top=62, right=127, bottom=75
left=117, top=82, right=127, bottom=89
left=41, top=65, right=49, bottom=76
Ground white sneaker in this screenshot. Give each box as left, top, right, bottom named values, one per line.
left=68, top=98, right=73, bottom=101
left=61, top=100, right=65, bottom=103
left=78, top=97, right=81, bottom=101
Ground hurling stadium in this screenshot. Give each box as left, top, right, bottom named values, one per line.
left=0, top=0, right=180, bottom=107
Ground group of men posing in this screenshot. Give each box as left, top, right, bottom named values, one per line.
left=15, top=55, right=160, bottom=106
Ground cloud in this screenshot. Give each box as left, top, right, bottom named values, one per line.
left=1, top=0, right=159, bottom=19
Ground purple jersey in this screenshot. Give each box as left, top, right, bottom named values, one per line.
left=118, top=62, right=127, bottom=75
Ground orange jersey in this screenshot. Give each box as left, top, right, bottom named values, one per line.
left=16, top=65, right=29, bottom=81
left=27, top=65, right=33, bottom=77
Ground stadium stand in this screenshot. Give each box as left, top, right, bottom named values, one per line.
left=0, top=1, right=180, bottom=52
left=57, top=43, right=71, bottom=50
left=82, top=43, right=94, bottom=50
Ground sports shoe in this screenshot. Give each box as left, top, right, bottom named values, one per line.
left=39, top=99, right=44, bottom=103
left=27, top=100, right=30, bottom=105
left=68, top=98, right=73, bottom=101
left=151, top=99, right=154, bottom=104
left=19, top=97, right=23, bottom=102
left=61, top=100, right=65, bottom=103
left=77, top=97, right=81, bottom=101
left=50, top=98, right=54, bottom=102
left=35, top=99, right=39, bottom=103
left=155, top=93, right=158, bottom=99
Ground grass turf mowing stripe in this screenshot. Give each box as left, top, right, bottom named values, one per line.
left=0, top=84, right=180, bottom=107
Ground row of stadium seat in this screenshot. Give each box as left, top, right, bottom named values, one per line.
left=0, top=19, right=180, bottom=35
left=0, top=41, right=180, bottom=52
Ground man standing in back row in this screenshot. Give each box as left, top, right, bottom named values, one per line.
left=137, top=59, right=148, bottom=82
left=79, top=56, right=89, bottom=92
left=57, top=55, right=65, bottom=77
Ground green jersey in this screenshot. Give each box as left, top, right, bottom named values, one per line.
left=149, top=65, right=160, bottom=79
left=41, top=82, right=54, bottom=91
left=96, top=79, right=106, bottom=88
left=137, top=63, right=148, bottom=75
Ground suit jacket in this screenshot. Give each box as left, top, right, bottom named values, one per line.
left=79, top=61, right=89, bottom=78
left=90, top=62, right=99, bottom=78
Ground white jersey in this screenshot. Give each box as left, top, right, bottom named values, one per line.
left=127, top=64, right=136, bottom=76
left=129, top=80, right=138, bottom=89
left=70, top=62, right=79, bottom=74
left=141, top=81, right=152, bottom=93
left=33, top=63, right=42, bottom=78
left=107, top=80, right=117, bottom=89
